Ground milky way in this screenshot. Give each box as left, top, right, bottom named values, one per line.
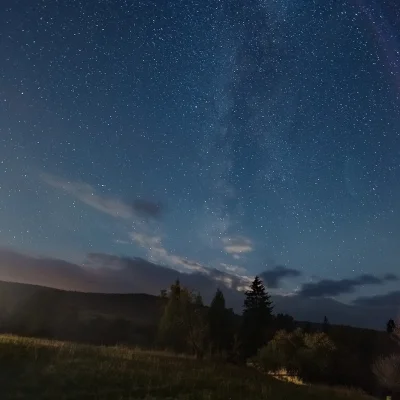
left=1, top=0, right=400, bottom=313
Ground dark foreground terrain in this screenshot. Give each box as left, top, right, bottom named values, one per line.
left=0, top=335, right=376, bottom=400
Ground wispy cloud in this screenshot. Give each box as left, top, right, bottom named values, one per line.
left=42, top=173, right=163, bottom=220
left=131, top=232, right=163, bottom=249
left=130, top=233, right=252, bottom=291
left=114, top=239, right=130, bottom=245
left=222, top=236, right=253, bottom=254
left=298, top=273, right=398, bottom=298
left=131, top=232, right=208, bottom=273
left=219, top=263, right=248, bottom=276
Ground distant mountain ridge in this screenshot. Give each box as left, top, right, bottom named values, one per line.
left=0, top=280, right=395, bottom=331
left=272, top=295, right=396, bottom=331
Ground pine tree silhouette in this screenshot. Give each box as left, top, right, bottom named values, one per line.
left=322, top=315, right=330, bottom=333
left=386, top=318, right=396, bottom=334
left=241, top=276, right=273, bottom=357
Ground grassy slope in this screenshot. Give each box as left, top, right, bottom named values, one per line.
left=0, top=335, right=375, bottom=400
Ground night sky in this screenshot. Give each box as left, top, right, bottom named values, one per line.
left=1, top=0, right=400, bottom=325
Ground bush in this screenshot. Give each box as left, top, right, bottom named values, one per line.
left=254, top=329, right=302, bottom=374
left=254, top=329, right=337, bottom=383
left=373, top=353, right=400, bottom=392
left=373, top=326, right=400, bottom=394
left=299, top=332, right=336, bottom=381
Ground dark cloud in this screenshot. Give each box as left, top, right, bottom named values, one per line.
left=260, top=265, right=302, bottom=288
left=177, top=258, right=204, bottom=270
left=383, top=273, right=399, bottom=282
left=298, top=273, right=397, bottom=298
left=132, top=199, right=164, bottom=219
left=353, top=291, right=400, bottom=307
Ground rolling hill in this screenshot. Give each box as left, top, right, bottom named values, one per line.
left=0, top=279, right=392, bottom=331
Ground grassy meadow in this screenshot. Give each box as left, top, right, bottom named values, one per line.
left=0, top=335, right=376, bottom=400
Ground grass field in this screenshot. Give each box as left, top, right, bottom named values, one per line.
left=0, top=335, right=376, bottom=400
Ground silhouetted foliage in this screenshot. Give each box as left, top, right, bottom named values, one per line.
left=373, top=353, right=400, bottom=393
left=274, top=313, right=296, bottom=332
left=186, top=299, right=208, bottom=359
left=157, top=280, right=188, bottom=352
left=322, top=316, right=330, bottom=333
left=241, top=276, right=273, bottom=358
left=326, top=324, right=398, bottom=394
left=255, top=328, right=304, bottom=374
left=157, top=280, right=208, bottom=357
left=194, top=292, right=204, bottom=307
left=387, top=319, right=396, bottom=334
left=373, top=326, right=400, bottom=396
left=303, top=321, right=312, bottom=334
left=254, top=328, right=336, bottom=383
left=208, top=289, right=235, bottom=356
left=300, top=331, right=336, bottom=381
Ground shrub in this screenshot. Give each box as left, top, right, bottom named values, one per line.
left=299, top=332, right=336, bottom=381
left=373, top=325, right=400, bottom=394
left=373, top=353, right=400, bottom=392
left=254, top=328, right=337, bottom=383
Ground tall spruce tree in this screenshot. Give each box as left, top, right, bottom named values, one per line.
left=241, top=276, right=273, bottom=358
left=208, top=288, right=232, bottom=354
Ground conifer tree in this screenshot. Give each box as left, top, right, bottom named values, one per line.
left=387, top=318, right=396, bottom=334
left=241, top=276, right=273, bottom=357
left=208, top=288, right=232, bottom=354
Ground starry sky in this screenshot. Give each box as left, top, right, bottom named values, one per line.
left=1, top=0, right=400, bottom=321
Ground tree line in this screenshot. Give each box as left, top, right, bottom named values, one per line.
left=156, top=276, right=400, bottom=398
left=156, top=277, right=338, bottom=377
left=157, top=276, right=277, bottom=361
